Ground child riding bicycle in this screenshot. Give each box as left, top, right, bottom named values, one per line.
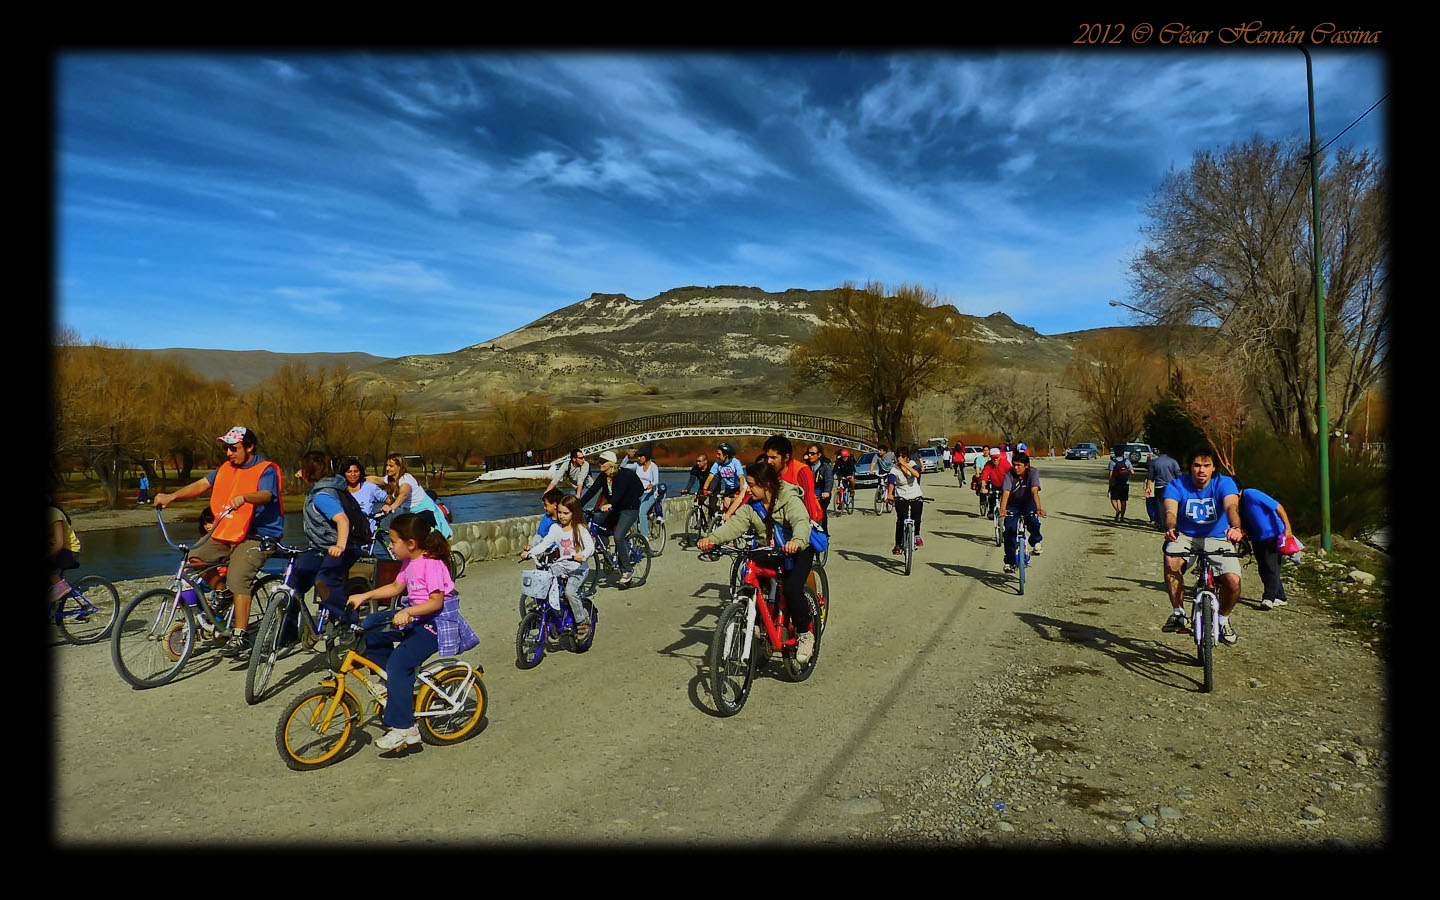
left=520, top=494, right=595, bottom=642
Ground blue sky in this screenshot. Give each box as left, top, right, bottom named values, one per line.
left=56, top=50, right=1387, bottom=357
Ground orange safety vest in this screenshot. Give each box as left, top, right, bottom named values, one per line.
left=209, top=458, right=284, bottom=544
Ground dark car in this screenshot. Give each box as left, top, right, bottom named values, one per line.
left=1066, top=442, right=1099, bottom=460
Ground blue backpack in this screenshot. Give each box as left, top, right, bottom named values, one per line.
left=746, top=498, right=828, bottom=559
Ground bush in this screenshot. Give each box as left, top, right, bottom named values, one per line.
left=1232, top=429, right=1386, bottom=539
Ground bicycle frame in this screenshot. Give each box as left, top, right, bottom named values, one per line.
left=587, top=519, right=643, bottom=572
left=735, top=553, right=795, bottom=661
left=311, top=647, right=478, bottom=732
left=149, top=508, right=245, bottom=637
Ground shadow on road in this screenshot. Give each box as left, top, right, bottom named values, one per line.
left=1104, top=573, right=1168, bottom=593
left=1015, top=612, right=1200, bottom=691
left=931, top=530, right=998, bottom=547
left=926, top=561, right=1013, bottom=593
left=1054, top=510, right=1159, bottom=533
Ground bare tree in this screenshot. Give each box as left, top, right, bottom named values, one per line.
left=789, top=281, right=977, bottom=445
left=1129, top=138, right=1388, bottom=447
left=960, top=372, right=1050, bottom=445
left=1065, top=332, right=1165, bottom=450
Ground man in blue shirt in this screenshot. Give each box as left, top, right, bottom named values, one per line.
left=701, top=443, right=748, bottom=521
left=1239, top=487, right=1294, bottom=610
left=1162, top=447, right=1244, bottom=644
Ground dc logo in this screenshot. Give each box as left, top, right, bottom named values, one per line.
left=1185, top=497, right=1217, bottom=523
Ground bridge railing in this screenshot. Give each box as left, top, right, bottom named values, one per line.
left=481, top=410, right=878, bottom=472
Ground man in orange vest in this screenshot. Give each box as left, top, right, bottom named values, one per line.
left=154, top=425, right=284, bottom=658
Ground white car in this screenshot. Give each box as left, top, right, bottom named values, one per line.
left=963, top=445, right=985, bottom=467
left=915, top=447, right=941, bottom=473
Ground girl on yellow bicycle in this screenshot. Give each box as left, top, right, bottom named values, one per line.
left=346, top=513, right=468, bottom=753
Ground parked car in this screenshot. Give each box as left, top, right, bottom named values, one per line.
left=963, top=445, right=985, bottom=467
left=1066, top=442, right=1100, bottom=460
left=1111, top=442, right=1153, bottom=469
left=915, top=446, right=941, bottom=473
left=854, top=451, right=880, bottom=490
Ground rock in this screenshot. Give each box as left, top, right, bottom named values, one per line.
left=1249, top=678, right=1266, bottom=689
left=1341, top=749, right=1370, bottom=767
left=1354, top=734, right=1384, bottom=749
left=1158, top=806, right=1183, bottom=820
left=1123, top=820, right=1145, bottom=835
left=976, top=773, right=993, bottom=790
left=841, top=798, right=885, bottom=816
left=1140, top=814, right=1158, bottom=827
left=1303, top=806, right=1326, bottom=819
left=1347, top=570, right=1376, bottom=585
left=996, top=821, right=1015, bottom=833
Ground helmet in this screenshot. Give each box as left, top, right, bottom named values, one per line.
left=718, top=442, right=735, bottom=456
left=839, top=449, right=850, bottom=458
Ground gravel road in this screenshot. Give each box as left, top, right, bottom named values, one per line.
left=52, top=460, right=1387, bottom=847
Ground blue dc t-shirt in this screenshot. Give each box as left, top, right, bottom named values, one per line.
left=1239, top=489, right=1284, bottom=541
left=1164, top=474, right=1239, bottom=538
left=710, top=458, right=743, bottom=491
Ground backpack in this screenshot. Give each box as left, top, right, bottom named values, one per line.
left=326, top=486, right=373, bottom=548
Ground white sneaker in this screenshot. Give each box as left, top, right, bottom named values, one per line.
left=376, top=726, right=420, bottom=751
left=1031, top=543, right=1043, bottom=555
left=795, top=631, right=815, bottom=664
left=1261, top=597, right=1287, bottom=609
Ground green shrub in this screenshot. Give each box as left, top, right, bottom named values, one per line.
left=1232, top=428, right=1386, bottom=539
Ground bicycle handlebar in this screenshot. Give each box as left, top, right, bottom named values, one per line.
left=155, top=505, right=237, bottom=554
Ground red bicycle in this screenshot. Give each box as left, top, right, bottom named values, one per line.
left=702, top=545, right=826, bottom=716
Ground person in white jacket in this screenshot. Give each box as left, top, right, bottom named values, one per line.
left=520, top=494, right=596, bottom=642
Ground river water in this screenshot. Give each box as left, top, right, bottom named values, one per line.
left=77, top=471, right=698, bottom=581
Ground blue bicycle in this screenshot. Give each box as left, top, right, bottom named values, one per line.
left=516, top=548, right=597, bottom=668
left=246, top=538, right=357, bottom=705
left=581, top=514, right=652, bottom=593
left=49, top=571, right=120, bottom=645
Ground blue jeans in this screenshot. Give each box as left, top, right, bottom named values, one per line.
left=637, top=490, right=658, bottom=538
left=1003, top=507, right=1042, bottom=566
left=361, top=611, right=439, bottom=729
left=609, top=508, right=639, bottom=575
left=291, top=549, right=359, bottom=627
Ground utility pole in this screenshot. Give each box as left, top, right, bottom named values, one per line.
left=1301, top=46, right=1332, bottom=552
left=1046, top=382, right=1054, bottom=456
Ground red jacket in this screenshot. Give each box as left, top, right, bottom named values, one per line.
left=980, top=456, right=1011, bottom=488
left=781, top=459, right=825, bottom=522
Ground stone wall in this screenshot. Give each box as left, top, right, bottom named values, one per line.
left=448, top=496, right=693, bottom=562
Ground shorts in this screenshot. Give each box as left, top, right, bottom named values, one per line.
left=1163, top=534, right=1242, bottom=578
left=1109, top=482, right=1131, bottom=500
left=50, top=549, right=81, bottom=572
left=188, top=536, right=274, bottom=593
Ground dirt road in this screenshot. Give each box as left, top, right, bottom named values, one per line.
left=52, top=460, right=1386, bottom=847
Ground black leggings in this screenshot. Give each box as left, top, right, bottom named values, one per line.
left=782, top=547, right=816, bottom=632
left=894, top=497, right=924, bottom=546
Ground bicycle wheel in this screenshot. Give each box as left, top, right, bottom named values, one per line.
left=811, top=565, right=830, bottom=636
left=1017, top=531, right=1027, bottom=596
left=872, top=487, right=884, bottom=517
left=449, top=549, right=467, bottom=579
left=245, top=591, right=291, bottom=705
left=816, top=533, right=830, bottom=569
left=112, top=589, right=195, bottom=689
left=1199, top=595, right=1215, bottom=693
left=728, top=553, right=746, bottom=601
left=572, top=599, right=597, bottom=653
left=56, top=575, right=120, bottom=645
left=627, top=534, right=652, bottom=583
left=781, top=588, right=823, bottom=683
left=903, top=521, right=914, bottom=577
left=649, top=514, right=667, bottom=555
left=709, top=596, right=757, bottom=717
left=275, top=686, right=360, bottom=771
left=415, top=667, right=488, bottom=745
left=515, top=610, right=547, bottom=669
left=686, top=506, right=705, bottom=548
left=993, top=510, right=1003, bottom=547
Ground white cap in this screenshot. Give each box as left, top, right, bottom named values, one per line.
left=598, top=450, right=618, bottom=464
left=218, top=425, right=251, bottom=445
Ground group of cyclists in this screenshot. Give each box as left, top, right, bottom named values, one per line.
left=50, top=421, right=1298, bottom=759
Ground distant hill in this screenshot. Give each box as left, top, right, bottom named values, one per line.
left=113, top=287, right=1214, bottom=435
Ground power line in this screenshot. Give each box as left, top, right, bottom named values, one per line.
left=1319, top=92, right=1389, bottom=156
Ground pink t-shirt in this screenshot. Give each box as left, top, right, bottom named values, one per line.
left=395, top=556, right=455, bottom=611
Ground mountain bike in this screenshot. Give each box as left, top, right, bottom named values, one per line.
left=515, top=549, right=598, bottom=668
left=48, top=571, right=120, bottom=645
left=245, top=539, right=357, bottom=705
left=990, top=493, right=1004, bottom=547
left=275, top=622, right=487, bottom=770
left=700, top=545, right=826, bottom=717
left=1006, top=510, right=1033, bottom=595
left=955, top=463, right=966, bottom=488
left=111, top=508, right=271, bottom=689
left=630, top=484, right=667, bottom=555
left=581, top=515, right=652, bottom=593
left=834, top=478, right=856, bottom=516
left=872, top=478, right=893, bottom=517
left=897, top=497, right=934, bottom=577
left=1168, top=539, right=1247, bottom=693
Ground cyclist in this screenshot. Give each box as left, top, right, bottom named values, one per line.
left=545, top=448, right=591, bottom=497
left=521, top=494, right=595, bottom=643
left=522, top=489, right=566, bottom=554
left=696, top=461, right=817, bottom=663
left=869, top=443, right=897, bottom=505
left=1143, top=447, right=1183, bottom=531
left=700, top=443, right=748, bottom=522
left=1161, top=447, right=1244, bottom=643
left=622, top=446, right=662, bottom=541
left=153, top=425, right=283, bottom=658
left=977, top=447, right=1011, bottom=518
left=1108, top=449, right=1135, bottom=521
left=762, top=435, right=824, bottom=524
left=832, top=449, right=856, bottom=515
left=294, top=450, right=363, bottom=627
left=890, top=446, right=925, bottom=555
left=997, top=450, right=1045, bottom=574
left=681, top=453, right=710, bottom=496
left=578, top=450, right=643, bottom=585
left=47, top=495, right=82, bottom=601
left=805, top=444, right=833, bottom=535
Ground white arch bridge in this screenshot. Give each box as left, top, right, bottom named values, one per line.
left=475, top=410, right=880, bottom=481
